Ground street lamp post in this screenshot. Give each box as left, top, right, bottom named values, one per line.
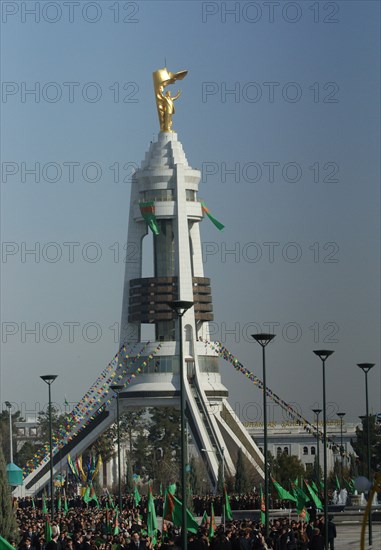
left=336, top=412, right=345, bottom=485
left=313, top=350, right=334, bottom=550
left=221, top=447, right=225, bottom=528
left=312, top=408, right=322, bottom=487
left=5, top=401, right=13, bottom=464
left=357, top=363, right=375, bottom=546
left=252, top=333, right=275, bottom=538
left=168, top=300, right=194, bottom=550
left=110, top=384, right=124, bottom=510
left=40, top=375, right=58, bottom=520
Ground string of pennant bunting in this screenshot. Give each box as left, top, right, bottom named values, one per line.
left=23, top=342, right=162, bottom=478
left=199, top=337, right=349, bottom=457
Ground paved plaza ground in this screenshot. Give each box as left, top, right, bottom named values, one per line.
left=335, top=523, right=381, bottom=549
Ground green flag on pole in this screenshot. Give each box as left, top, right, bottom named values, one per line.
left=291, top=483, right=310, bottom=522
left=208, top=503, right=216, bottom=540
left=139, top=202, right=160, bottom=236
left=113, top=511, right=120, bottom=535
left=44, top=516, right=52, bottom=543
left=0, top=536, right=15, bottom=550
left=304, top=480, right=323, bottom=510
left=134, top=485, right=141, bottom=507
left=224, top=487, right=233, bottom=521
left=42, top=494, right=48, bottom=514
left=310, top=480, right=319, bottom=493
left=335, top=475, right=340, bottom=491
left=271, top=477, right=297, bottom=502
left=260, top=485, right=266, bottom=526
left=201, top=510, right=209, bottom=526
left=64, top=493, right=69, bottom=514
left=167, top=483, right=177, bottom=495
left=201, top=202, right=225, bottom=231
left=147, top=488, right=158, bottom=544
left=343, top=478, right=354, bottom=493
left=163, top=491, right=199, bottom=534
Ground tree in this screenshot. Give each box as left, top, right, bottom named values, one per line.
left=120, top=409, right=145, bottom=453
left=271, top=452, right=305, bottom=487
left=147, top=407, right=181, bottom=486
left=351, top=415, right=381, bottom=476
left=0, top=409, right=22, bottom=464
left=189, top=455, right=204, bottom=495
left=14, top=441, right=40, bottom=469
left=125, top=454, right=134, bottom=493
left=148, top=408, right=181, bottom=464
left=217, top=459, right=224, bottom=493
left=0, top=443, right=18, bottom=541
left=234, top=449, right=250, bottom=493
left=37, top=406, right=67, bottom=445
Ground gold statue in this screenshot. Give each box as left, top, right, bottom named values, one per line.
left=153, top=67, right=188, bottom=133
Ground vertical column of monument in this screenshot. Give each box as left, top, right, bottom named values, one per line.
left=119, top=176, right=146, bottom=346
left=174, top=162, right=197, bottom=340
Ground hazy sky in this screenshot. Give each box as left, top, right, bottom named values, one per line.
left=1, top=1, right=380, bottom=428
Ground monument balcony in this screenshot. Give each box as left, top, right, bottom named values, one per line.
left=128, top=276, right=214, bottom=323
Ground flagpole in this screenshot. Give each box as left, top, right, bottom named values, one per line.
left=313, top=350, right=334, bottom=550
left=222, top=447, right=225, bottom=530
left=168, top=300, right=194, bottom=550
left=40, top=375, right=58, bottom=521
left=252, top=334, right=275, bottom=539
left=110, top=384, right=124, bottom=511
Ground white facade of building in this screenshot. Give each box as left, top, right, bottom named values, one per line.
left=245, top=420, right=358, bottom=473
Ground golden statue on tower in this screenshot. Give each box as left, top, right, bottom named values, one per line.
left=153, top=67, right=188, bottom=133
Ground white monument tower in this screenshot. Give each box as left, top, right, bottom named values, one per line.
left=16, top=68, right=264, bottom=495
left=116, top=67, right=264, bottom=485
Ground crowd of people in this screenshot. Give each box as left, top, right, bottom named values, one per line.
left=12, top=496, right=336, bottom=550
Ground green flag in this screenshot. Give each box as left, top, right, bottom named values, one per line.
left=45, top=517, right=52, bottom=543
left=42, top=494, right=48, bottom=514
left=83, top=485, right=99, bottom=505
left=107, top=490, right=115, bottom=509
left=57, top=492, right=62, bottom=512
left=31, top=497, right=35, bottom=510
left=208, top=503, right=216, bottom=540
left=113, top=511, right=120, bottom=535
left=310, top=480, right=319, bottom=493
left=64, top=493, right=69, bottom=514
left=291, top=484, right=309, bottom=522
left=133, top=485, right=141, bottom=507
left=271, top=477, right=297, bottom=503
left=260, top=485, right=265, bottom=526
left=224, top=487, right=233, bottom=521
left=139, top=202, right=160, bottom=235
left=0, top=535, right=16, bottom=550
left=201, top=510, right=209, bottom=526
left=159, top=483, right=163, bottom=496
left=167, top=483, right=177, bottom=495
left=343, top=478, right=354, bottom=493
left=163, top=491, right=199, bottom=534
left=201, top=202, right=225, bottom=231
left=147, top=488, right=158, bottom=543
left=335, top=475, right=341, bottom=491
left=304, top=480, right=323, bottom=510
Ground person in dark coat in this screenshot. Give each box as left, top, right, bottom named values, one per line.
left=211, top=531, right=232, bottom=550
left=327, top=517, right=337, bottom=550
left=308, top=529, right=324, bottom=550
left=128, top=532, right=147, bottom=550
left=45, top=526, right=61, bottom=550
